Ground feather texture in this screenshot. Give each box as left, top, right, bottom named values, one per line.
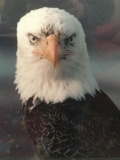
left=23, top=91, right=120, bottom=159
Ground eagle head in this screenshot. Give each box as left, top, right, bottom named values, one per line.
left=15, top=7, right=99, bottom=103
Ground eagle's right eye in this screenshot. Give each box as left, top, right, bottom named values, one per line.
left=29, top=35, right=38, bottom=44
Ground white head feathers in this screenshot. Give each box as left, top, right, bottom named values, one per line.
left=15, top=7, right=99, bottom=104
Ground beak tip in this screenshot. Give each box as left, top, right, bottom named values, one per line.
left=52, top=61, right=57, bottom=69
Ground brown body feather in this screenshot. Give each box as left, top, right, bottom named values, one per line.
left=23, top=90, right=120, bottom=159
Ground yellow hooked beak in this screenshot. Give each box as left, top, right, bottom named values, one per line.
left=33, top=34, right=59, bottom=68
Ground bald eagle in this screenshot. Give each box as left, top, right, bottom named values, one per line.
left=15, top=7, right=120, bottom=159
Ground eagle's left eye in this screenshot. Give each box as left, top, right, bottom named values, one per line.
left=64, top=33, right=76, bottom=46
left=29, top=35, right=38, bottom=44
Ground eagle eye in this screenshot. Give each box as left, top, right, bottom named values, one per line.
left=64, top=33, right=76, bottom=46
left=29, top=34, right=38, bottom=44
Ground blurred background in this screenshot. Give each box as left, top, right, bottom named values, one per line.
left=0, top=0, right=120, bottom=159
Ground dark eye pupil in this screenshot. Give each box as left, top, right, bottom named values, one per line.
left=32, top=36, right=36, bottom=41
left=69, top=36, right=73, bottom=42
